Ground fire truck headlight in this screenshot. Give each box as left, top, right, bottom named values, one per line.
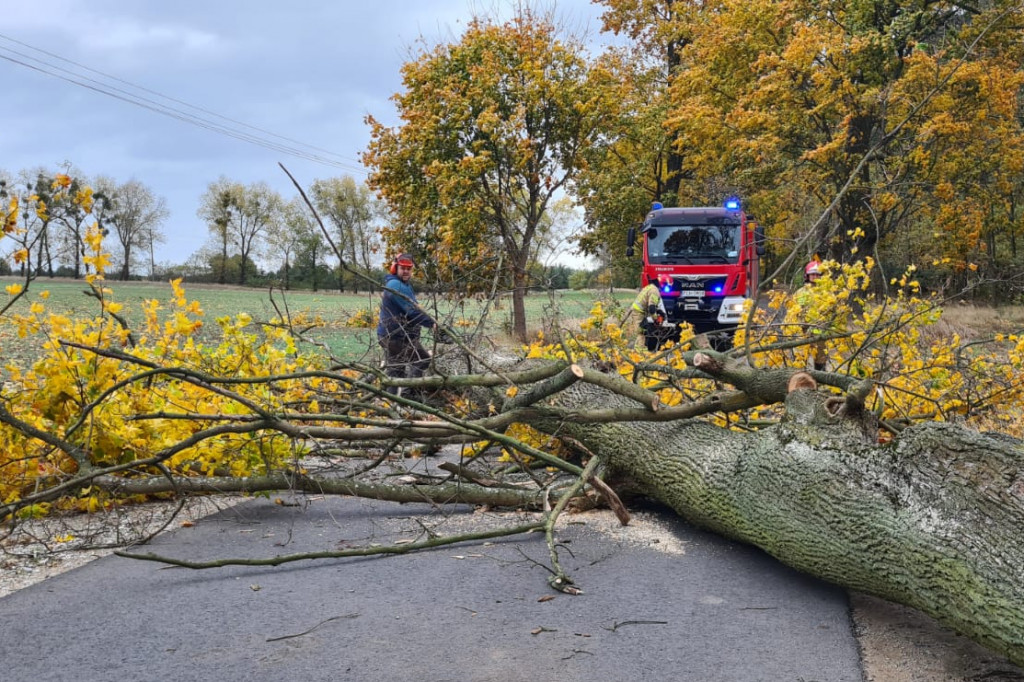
left=718, top=297, right=747, bottom=323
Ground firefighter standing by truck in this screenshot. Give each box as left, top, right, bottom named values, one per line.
left=631, top=274, right=678, bottom=351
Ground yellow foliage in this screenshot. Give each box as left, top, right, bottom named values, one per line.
left=3, top=197, right=18, bottom=234
left=520, top=260, right=1024, bottom=442
left=344, top=308, right=376, bottom=328
left=501, top=423, right=571, bottom=463
left=749, top=260, right=1024, bottom=434
left=0, top=279, right=339, bottom=515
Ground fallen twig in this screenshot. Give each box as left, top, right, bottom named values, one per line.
left=266, top=614, right=358, bottom=642
left=602, top=620, right=669, bottom=632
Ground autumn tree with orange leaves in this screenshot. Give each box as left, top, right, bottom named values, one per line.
left=363, top=7, right=611, bottom=341
left=669, top=0, right=1020, bottom=267
left=575, top=0, right=1024, bottom=297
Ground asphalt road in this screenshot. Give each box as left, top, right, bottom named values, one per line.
left=1, top=492, right=863, bottom=682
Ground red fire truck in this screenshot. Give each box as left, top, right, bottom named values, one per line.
left=626, top=197, right=766, bottom=348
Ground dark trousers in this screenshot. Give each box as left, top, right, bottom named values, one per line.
left=379, top=334, right=430, bottom=395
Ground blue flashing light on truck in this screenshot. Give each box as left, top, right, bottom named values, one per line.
left=626, top=197, right=766, bottom=349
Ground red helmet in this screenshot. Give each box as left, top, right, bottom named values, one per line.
left=804, top=260, right=821, bottom=282
left=657, top=274, right=673, bottom=287
left=389, top=253, right=415, bottom=274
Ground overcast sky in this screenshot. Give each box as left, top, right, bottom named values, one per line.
left=1, top=0, right=609, bottom=270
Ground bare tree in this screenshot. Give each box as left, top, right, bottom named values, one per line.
left=268, top=197, right=317, bottom=290
left=140, top=218, right=167, bottom=281
left=198, top=177, right=283, bottom=285
left=309, top=176, right=379, bottom=292
left=94, top=177, right=169, bottom=281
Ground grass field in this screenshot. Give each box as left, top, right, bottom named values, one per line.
left=4, top=276, right=1019, bottom=370
left=0, top=277, right=631, bottom=367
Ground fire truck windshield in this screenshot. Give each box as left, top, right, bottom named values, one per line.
left=645, top=224, right=740, bottom=264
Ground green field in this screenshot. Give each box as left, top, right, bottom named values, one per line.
left=0, top=277, right=631, bottom=366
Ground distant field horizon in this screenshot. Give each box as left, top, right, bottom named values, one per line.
left=0, top=276, right=631, bottom=366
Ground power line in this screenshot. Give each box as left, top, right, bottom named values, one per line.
left=0, top=33, right=361, bottom=164
left=0, top=33, right=366, bottom=173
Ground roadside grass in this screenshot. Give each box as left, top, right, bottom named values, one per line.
left=935, top=302, right=1024, bottom=341
left=0, top=277, right=633, bottom=367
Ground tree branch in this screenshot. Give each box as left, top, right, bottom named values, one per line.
left=116, top=521, right=546, bottom=569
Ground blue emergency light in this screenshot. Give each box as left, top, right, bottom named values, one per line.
left=723, top=196, right=741, bottom=211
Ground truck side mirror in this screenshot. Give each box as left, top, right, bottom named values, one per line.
left=754, top=224, right=766, bottom=256
left=626, top=225, right=636, bottom=257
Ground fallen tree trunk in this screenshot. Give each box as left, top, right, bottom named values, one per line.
left=10, top=336, right=1023, bottom=666
left=540, top=375, right=1024, bottom=667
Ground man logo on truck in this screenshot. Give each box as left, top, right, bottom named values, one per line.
left=626, top=197, right=766, bottom=350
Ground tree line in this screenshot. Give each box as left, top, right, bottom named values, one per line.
left=0, top=169, right=166, bottom=282
left=0, top=167, right=603, bottom=293
left=0, top=167, right=385, bottom=291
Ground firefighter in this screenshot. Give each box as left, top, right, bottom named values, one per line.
left=632, top=275, right=676, bottom=351
left=377, top=252, right=451, bottom=399
left=797, top=259, right=827, bottom=371
left=804, top=259, right=822, bottom=284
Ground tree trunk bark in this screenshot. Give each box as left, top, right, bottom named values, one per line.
left=510, top=264, right=529, bottom=343
left=541, top=381, right=1024, bottom=666
left=121, top=244, right=131, bottom=281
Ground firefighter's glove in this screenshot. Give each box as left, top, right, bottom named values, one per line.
left=434, top=327, right=456, bottom=345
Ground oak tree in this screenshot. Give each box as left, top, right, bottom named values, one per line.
left=364, top=8, right=608, bottom=340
